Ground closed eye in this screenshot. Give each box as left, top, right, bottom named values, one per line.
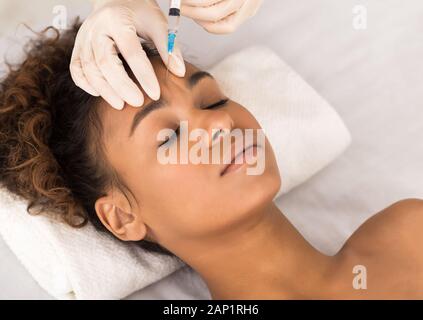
left=158, top=126, right=180, bottom=147
left=203, top=98, right=229, bottom=110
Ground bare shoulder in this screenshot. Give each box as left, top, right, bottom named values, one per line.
left=385, top=198, right=423, bottom=215
left=332, top=199, right=423, bottom=298
left=375, top=198, right=423, bottom=235
left=342, top=198, right=423, bottom=255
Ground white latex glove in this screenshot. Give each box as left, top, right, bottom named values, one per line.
left=70, top=0, right=186, bottom=110
left=181, top=0, right=264, bottom=34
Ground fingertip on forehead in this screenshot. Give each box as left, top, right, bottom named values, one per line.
left=100, top=56, right=201, bottom=115
left=149, top=56, right=199, bottom=81
left=118, top=55, right=199, bottom=100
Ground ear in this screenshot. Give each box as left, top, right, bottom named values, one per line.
left=94, top=190, right=147, bottom=241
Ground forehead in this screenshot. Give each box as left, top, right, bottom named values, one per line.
left=151, top=55, right=200, bottom=85
left=99, top=57, right=202, bottom=141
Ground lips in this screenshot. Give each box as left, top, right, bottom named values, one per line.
left=220, top=143, right=259, bottom=176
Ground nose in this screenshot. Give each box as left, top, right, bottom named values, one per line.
left=208, top=111, right=234, bottom=148
left=194, top=110, right=234, bottom=148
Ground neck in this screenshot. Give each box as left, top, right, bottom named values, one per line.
left=169, top=201, right=335, bottom=299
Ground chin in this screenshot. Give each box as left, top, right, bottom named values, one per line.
left=223, top=161, right=281, bottom=230
left=243, top=169, right=280, bottom=208
left=236, top=139, right=281, bottom=204
left=187, top=141, right=281, bottom=237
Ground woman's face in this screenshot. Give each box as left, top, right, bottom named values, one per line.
left=97, top=56, right=281, bottom=249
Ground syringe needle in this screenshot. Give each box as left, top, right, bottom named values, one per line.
left=166, top=53, right=171, bottom=82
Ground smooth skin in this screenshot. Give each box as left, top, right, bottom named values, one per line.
left=94, top=55, right=423, bottom=299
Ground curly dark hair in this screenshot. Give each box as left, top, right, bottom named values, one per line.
left=0, top=19, right=175, bottom=257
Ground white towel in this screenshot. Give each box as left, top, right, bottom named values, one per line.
left=0, top=46, right=350, bottom=299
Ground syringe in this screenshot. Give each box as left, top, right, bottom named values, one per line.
left=166, top=0, right=181, bottom=81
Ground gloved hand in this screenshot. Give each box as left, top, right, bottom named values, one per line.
left=70, top=0, right=186, bottom=110
left=181, top=0, right=264, bottom=34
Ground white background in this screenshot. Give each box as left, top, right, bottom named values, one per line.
left=1, top=0, right=422, bottom=299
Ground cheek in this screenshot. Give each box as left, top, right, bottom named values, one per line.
left=137, top=162, right=263, bottom=242
left=134, top=163, right=218, bottom=235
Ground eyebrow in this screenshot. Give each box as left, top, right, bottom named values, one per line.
left=129, top=71, right=214, bottom=137
left=188, top=71, right=213, bottom=88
